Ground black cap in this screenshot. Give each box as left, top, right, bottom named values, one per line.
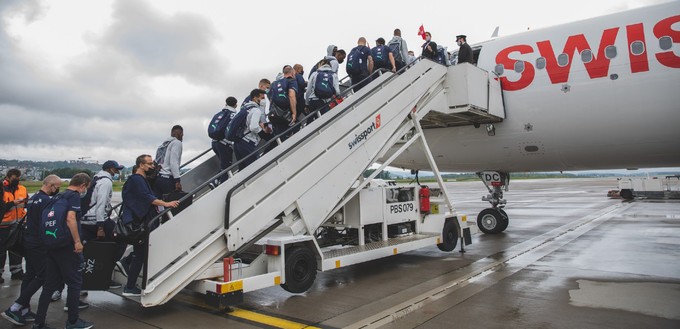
left=456, top=35, right=467, bottom=40
left=102, top=160, right=124, bottom=170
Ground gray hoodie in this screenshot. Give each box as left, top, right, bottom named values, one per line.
left=326, top=44, right=337, bottom=56
left=306, top=64, right=340, bottom=103
left=158, top=136, right=182, bottom=180
left=325, top=44, right=340, bottom=74
left=82, top=170, right=113, bottom=224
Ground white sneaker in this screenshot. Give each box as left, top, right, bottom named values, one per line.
left=50, top=290, right=62, bottom=302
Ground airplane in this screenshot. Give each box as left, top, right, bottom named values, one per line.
left=387, top=1, right=680, bottom=234
left=100, top=2, right=680, bottom=307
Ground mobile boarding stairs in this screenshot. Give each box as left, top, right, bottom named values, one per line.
left=116, top=60, right=505, bottom=307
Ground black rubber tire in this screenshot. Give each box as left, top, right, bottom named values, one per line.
left=620, top=189, right=634, bottom=200
left=477, top=208, right=505, bottom=234
left=437, top=218, right=459, bottom=252
left=498, top=209, right=509, bottom=232
left=281, top=246, right=317, bottom=293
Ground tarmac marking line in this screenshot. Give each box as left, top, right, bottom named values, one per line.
left=336, top=203, right=631, bottom=329
left=230, top=307, right=323, bottom=329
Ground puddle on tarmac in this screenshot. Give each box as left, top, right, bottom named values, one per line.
left=569, top=280, right=680, bottom=320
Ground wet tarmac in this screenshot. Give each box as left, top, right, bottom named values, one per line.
left=2, top=178, right=679, bottom=329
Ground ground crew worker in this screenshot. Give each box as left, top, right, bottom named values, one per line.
left=1, top=168, right=27, bottom=282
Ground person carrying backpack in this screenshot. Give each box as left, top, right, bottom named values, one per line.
left=346, top=37, right=374, bottom=92
left=33, top=173, right=95, bottom=329
left=233, top=89, right=270, bottom=171
left=268, top=67, right=299, bottom=141
left=1, top=175, right=61, bottom=326
left=372, top=37, right=397, bottom=73
left=292, top=64, right=307, bottom=133
left=153, top=125, right=183, bottom=199
left=305, top=59, right=340, bottom=122
left=388, top=28, right=409, bottom=71
left=436, top=45, right=451, bottom=66
left=80, top=160, right=125, bottom=289
left=81, top=160, right=123, bottom=241
left=209, top=97, right=238, bottom=182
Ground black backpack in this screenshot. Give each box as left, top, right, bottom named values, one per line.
left=346, top=47, right=363, bottom=75
left=437, top=46, right=449, bottom=65
left=80, top=175, right=112, bottom=216
left=225, top=103, right=258, bottom=142
left=0, top=196, right=5, bottom=223
left=372, top=45, right=389, bottom=69
left=270, top=78, right=292, bottom=110
left=207, top=109, right=234, bottom=140
left=40, top=191, right=73, bottom=249
left=314, top=71, right=335, bottom=99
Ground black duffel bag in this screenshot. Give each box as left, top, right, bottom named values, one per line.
left=3, top=217, right=26, bottom=252
left=113, top=208, right=148, bottom=245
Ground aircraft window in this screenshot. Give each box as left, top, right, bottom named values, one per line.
left=630, top=41, right=645, bottom=55
left=536, top=57, right=546, bottom=69
left=659, top=36, right=672, bottom=50
left=557, top=53, right=569, bottom=67
left=494, top=64, right=504, bottom=75
left=605, top=45, right=617, bottom=59
left=525, top=146, right=539, bottom=152
left=581, top=49, right=593, bottom=63
left=514, top=60, right=525, bottom=73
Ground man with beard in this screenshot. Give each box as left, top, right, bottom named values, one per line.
left=121, top=155, right=179, bottom=297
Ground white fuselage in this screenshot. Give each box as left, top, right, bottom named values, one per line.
left=391, top=1, right=680, bottom=173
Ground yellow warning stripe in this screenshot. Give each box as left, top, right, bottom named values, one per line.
left=230, top=308, right=321, bottom=329
left=217, top=280, right=243, bottom=293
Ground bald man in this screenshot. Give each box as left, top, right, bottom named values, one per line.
left=2, top=175, right=61, bottom=326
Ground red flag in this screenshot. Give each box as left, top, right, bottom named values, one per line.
left=418, top=25, right=426, bottom=40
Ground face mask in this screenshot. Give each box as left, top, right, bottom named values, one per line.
left=112, top=174, right=120, bottom=180
left=265, top=88, right=270, bottom=94
left=9, top=179, right=19, bottom=188
left=80, top=190, right=87, bottom=198
left=457, top=40, right=462, bottom=46
left=52, top=188, right=60, bottom=196
left=426, top=36, right=431, bottom=42
left=300, top=71, right=304, bottom=76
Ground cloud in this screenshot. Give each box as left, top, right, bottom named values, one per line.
left=72, top=0, right=228, bottom=90
left=0, top=0, right=236, bottom=165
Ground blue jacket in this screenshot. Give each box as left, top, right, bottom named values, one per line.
left=24, top=190, right=51, bottom=249
left=122, top=174, right=157, bottom=224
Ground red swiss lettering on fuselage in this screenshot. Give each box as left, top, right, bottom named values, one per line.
left=496, top=14, right=680, bottom=91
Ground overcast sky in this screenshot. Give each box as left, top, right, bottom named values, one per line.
left=0, top=0, right=671, bottom=169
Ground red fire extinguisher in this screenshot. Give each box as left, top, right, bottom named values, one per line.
left=419, top=186, right=430, bottom=213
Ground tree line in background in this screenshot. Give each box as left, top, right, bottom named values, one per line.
left=41, top=168, right=94, bottom=180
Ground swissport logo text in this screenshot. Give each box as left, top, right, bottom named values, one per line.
left=348, top=114, right=381, bottom=150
